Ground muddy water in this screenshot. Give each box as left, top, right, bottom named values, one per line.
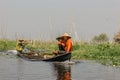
left=0, top=53, right=120, bottom=80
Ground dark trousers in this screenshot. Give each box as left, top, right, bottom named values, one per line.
left=58, top=45, right=65, bottom=51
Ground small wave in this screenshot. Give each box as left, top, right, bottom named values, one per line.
left=0, top=50, right=17, bottom=55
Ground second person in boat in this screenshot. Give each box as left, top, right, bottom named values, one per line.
left=16, top=39, right=30, bottom=54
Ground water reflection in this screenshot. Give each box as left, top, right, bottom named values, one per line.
left=53, top=63, right=72, bottom=80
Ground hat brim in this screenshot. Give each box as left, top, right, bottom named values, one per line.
left=56, top=37, right=63, bottom=40
left=19, top=40, right=24, bottom=42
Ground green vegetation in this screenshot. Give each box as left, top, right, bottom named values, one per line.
left=72, top=42, right=120, bottom=66
left=0, top=39, right=119, bottom=66
left=25, top=41, right=58, bottom=55
left=0, top=39, right=16, bottom=50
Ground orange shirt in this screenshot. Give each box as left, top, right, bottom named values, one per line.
left=65, top=39, right=72, bottom=52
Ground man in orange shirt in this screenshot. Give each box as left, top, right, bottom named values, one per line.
left=53, top=33, right=73, bottom=55
left=62, top=33, right=73, bottom=53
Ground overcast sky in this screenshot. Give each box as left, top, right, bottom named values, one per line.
left=0, top=0, right=120, bottom=41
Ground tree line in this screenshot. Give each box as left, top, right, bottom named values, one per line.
left=92, top=32, right=120, bottom=43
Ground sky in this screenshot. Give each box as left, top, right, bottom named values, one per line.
left=0, top=0, right=120, bottom=41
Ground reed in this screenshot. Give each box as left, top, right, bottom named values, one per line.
left=29, top=40, right=58, bottom=51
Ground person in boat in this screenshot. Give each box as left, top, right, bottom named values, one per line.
left=16, top=39, right=31, bottom=53
left=53, top=33, right=73, bottom=56
left=16, top=39, right=25, bottom=53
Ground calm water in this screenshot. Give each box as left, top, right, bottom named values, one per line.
left=0, top=52, right=120, bottom=80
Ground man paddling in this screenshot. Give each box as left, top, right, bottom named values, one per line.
left=16, top=39, right=30, bottom=53
left=53, top=33, right=73, bottom=55
left=16, top=39, right=25, bottom=53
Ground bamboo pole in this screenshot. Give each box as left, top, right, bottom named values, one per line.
left=72, top=22, right=79, bottom=42
left=49, top=16, right=54, bottom=41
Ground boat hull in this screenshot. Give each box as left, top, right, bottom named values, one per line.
left=17, top=52, right=71, bottom=62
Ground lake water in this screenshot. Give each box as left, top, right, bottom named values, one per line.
left=0, top=51, right=120, bottom=80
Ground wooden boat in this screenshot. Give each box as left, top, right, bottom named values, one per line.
left=17, top=51, right=71, bottom=62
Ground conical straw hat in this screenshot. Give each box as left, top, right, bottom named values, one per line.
left=18, top=39, right=24, bottom=42
left=56, top=33, right=71, bottom=40
left=61, top=33, right=71, bottom=38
